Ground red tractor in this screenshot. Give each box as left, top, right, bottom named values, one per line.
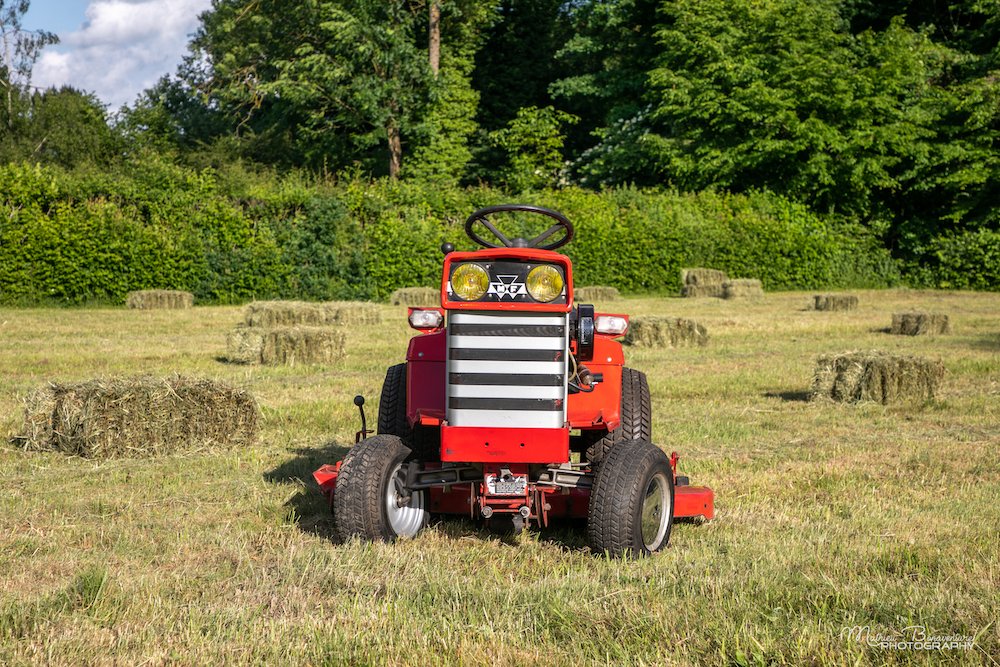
left=314, top=205, right=713, bottom=556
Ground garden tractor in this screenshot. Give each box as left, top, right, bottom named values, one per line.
left=314, top=204, right=714, bottom=556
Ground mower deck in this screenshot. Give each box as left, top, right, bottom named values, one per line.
left=313, top=455, right=714, bottom=526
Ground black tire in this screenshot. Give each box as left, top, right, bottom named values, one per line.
left=587, top=439, right=674, bottom=558
left=333, top=435, right=428, bottom=542
left=377, top=363, right=439, bottom=461
left=585, top=367, right=651, bottom=465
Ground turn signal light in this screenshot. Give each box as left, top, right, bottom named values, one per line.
left=408, top=308, right=444, bottom=330
left=595, top=315, right=628, bottom=335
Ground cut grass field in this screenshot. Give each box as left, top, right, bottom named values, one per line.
left=1, top=290, right=998, bottom=665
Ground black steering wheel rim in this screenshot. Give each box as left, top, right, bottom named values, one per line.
left=464, top=204, right=574, bottom=250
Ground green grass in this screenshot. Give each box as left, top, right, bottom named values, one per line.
left=1, top=290, right=997, bottom=665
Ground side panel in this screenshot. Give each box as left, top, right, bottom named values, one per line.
left=407, top=331, right=446, bottom=424
left=566, top=335, right=625, bottom=430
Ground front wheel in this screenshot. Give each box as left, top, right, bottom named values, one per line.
left=333, top=435, right=428, bottom=542
left=587, top=439, right=674, bottom=557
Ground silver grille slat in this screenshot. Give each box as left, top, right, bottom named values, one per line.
left=446, top=311, right=568, bottom=428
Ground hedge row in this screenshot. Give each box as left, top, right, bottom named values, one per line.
left=0, top=160, right=907, bottom=305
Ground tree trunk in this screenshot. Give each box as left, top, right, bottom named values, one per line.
left=388, top=124, right=402, bottom=179
left=428, top=2, right=440, bottom=77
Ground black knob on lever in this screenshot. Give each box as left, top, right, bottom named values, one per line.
left=441, top=242, right=455, bottom=255
left=353, top=395, right=372, bottom=443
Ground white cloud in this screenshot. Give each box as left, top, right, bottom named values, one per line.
left=32, top=0, right=211, bottom=110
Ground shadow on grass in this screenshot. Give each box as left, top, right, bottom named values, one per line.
left=214, top=355, right=247, bottom=365
left=263, top=439, right=351, bottom=543
left=263, top=443, right=701, bottom=553
left=764, top=389, right=812, bottom=402
left=970, top=333, right=1000, bottom=351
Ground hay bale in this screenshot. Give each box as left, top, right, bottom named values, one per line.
left=226, top=326, right=346, bottom=365
left=17, top=375, right=259, bottom=458
left=722, top=278, right=764, bottom=299
left=243, top=300, right=382, bottom=327
left=125, top=290, right=193, bottom=309
left=244, top=301, right=330, bottom=327
left=891, top=312, right=950, bottom=336
left=810, top=352, right=944, bottom=404
left=681, top=268, right=728, bottom=286
left=681, top=284, right=725, bottom=298
left=390, top=287, right=439, bottom=306
left=575, top=286, right=621, bottom=302
left=329, top=302, right=381, bottom=325
left=814, top=294, right=859, bottom=311
left=624, top=316, right=708, bottom=348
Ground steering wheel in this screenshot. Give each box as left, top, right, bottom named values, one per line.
left=464, top=204, right=574, bottom=250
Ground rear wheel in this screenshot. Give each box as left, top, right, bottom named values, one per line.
left=377, top=363, right=439, bottom=461
left=587, top=439, right=674, bottom=557
left=333, top=435, right=428, bottom=542
left=585, top=367, right=651, bottom=465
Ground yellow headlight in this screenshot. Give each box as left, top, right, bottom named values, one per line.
left=451, top=263, right=489, bottom=301
left=526, top=265, right=564, bottom=302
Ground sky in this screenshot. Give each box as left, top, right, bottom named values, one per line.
left=22, top=0, right=212, bottom=111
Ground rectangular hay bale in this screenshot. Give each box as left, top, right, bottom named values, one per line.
left=723, top=278, right=764, bottom=299
left=814, top=294, right=859, bottom=311
left=891, top=312, right=950, bottom=336
left=810, top=352, right=944, bottom=404
left=329, top=302, right=382, bottom=325
left=624, top=316, right=708, bottom=348
left=681, top=284, right=724, bottom=298
left=226, top=326, right=346, bottom=366
left=681, top=268, right=728, bottom=286
left=574, top=286, right=621, bottom=302
left=390, top=287, right=440, bottom=306
left=243, top=301, right=381, bottom=327
left=17, top=375, right=259, bottom=458
left=244, top=301, right=330, bottom=327
left=125, top=290, right=194, bottom=309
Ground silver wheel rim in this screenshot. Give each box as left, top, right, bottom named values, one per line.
left=385, top=463, right=426, bottom=538
left=640, top=472, right=671, bottom=551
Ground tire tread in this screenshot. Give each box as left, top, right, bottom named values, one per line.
left=587, top=439, right=673, bottom=557
left=586, top=367, right=652, bottom=464
left=334, top=434, right=410, bottom=542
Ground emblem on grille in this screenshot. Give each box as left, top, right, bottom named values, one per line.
left=488, top=274, right=527, bottom=299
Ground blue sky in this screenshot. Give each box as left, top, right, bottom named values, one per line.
left=21, top=0, right=211, bottom=111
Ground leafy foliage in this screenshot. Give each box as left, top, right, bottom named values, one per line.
left=489, top=106, right=578, bottom=191
left=2, top=0, right=998, bottom=289
left=0, top=162, right=900, bottom=304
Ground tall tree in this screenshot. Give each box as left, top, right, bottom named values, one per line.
left=646, top=0, right=950, bottom=219
left=189, top=0, right=431, bottom=177
left=0, top=0, right=57, bottom=131
left=407, top=0, right=494, bottom=183
left=549, top=0, right=660, bottom=181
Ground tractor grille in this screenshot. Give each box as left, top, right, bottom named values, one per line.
left=446, top=311, right=568, bottom=428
